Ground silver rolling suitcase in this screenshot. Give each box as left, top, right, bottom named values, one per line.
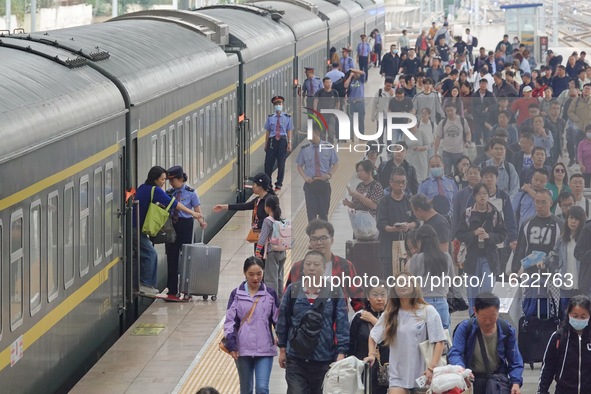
left=179, top=228, right=221, bottom=301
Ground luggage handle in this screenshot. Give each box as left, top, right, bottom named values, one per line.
left=191, top=216, right=206, bottom=244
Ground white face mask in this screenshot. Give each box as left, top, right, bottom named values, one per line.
left=274, top=105, right=283, bottom=112
left=587, top=132, right=591, bottom=139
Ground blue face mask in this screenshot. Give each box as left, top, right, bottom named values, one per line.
left=274, top=105, right=283, bottom=112
left=393, top=49, right=399, bottom=54
left=570, top=316, right=589, bottom=331
left=430, top=167, right=444, bottom=178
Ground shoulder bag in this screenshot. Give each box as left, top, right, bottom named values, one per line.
left=418, top=307, right=452, bottom=367
left=476, top=329, right=511, bottom=394
left=219, top=295, right=261, bottom=354
left=142, top=186, right=175, bottom=237
left=246, top=198, right=261, bottom=243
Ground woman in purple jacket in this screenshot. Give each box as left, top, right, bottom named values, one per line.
left=224, top=257, right=280, bottom=394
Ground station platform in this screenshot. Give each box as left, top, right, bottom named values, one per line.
left=70, top=65, right=548, bottom=394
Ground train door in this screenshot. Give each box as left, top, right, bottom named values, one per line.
left=237, top=82, right=250, bottom=202
left=121, top=133, right=136, bottom=330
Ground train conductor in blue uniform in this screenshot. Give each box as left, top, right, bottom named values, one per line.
left=296, top=126, right=339, bottom=222
left=302, top=67, right=323, bottom=110
left=165, top=166, right=207, bottom=298
left=264, top=96, right=293, bottom=191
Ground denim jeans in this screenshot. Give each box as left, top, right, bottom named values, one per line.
left=467, top=257, right=494, bottom=313
left=133, top=228, right=158, bottom=287
left=424, top=296, right=450, bottom=329
left=236, top=356, right=273, bottom=394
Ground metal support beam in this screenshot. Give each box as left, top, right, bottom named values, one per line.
left=112, top=0, right=118, bottom=18
left=31, top=0, right=36, bottom=32
left=552, top=0, right=558, bottom=47
left=5, top=0, right=10, bottom=32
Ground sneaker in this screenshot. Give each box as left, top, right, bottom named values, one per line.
left=274, top=186, right=282, bottom=191
left=140, top=285, right=159, bottom=295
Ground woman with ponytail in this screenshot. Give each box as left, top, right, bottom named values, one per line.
left=255, top=195, right=286, bottom=299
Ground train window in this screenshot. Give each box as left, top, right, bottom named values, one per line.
left=48, top=192, right=59, bottom=302
left=199, top=110, right=205, bottom=179
left=176, top=121, right=183, bottom=167
left=205, top=106, right=211, bottom=173
left=10, top=210, right=23, bottom=331
left=105, top=163, right=113, bottom=258
left=151, top=136, right=157, bottom=167
left=224, top=97, right=230, bottom=159
left=160, top=130, right=167, bottom=168
left=64, top=183, right=74, bottom=289
left=182, top=118, right=190, bottom=175
left=80, top=175, right=89, bottom=277
left=93, top=167, right=103, bottom=266
left=211, top=104, right=217, bottom=169
left=169, top=125, right=176, bottom=168
left=229, top=95, right=234, bottom=155
left=30, top=201, right=42, bottom=316
left=217, top=100, right=223, bottom=165
left=191, top=114, right=198, bottom=183
left=251, top=86, right=256, bottom=134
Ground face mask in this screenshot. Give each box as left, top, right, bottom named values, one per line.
left=430, top=167, right=444, bottom=178
left=586, top=132, right=591, bottom=139
left=570, top=316, right=589, bottom=331
left=393, top=49, right=398, bottom=54
left=274, top=105, right=283, bottom=112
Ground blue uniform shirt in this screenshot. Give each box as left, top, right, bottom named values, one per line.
left=417, top=175, right=458, bottom=211
left=357, top=42, right=371, bottom=57
left=166, top=184, right=201, bottom=219
left=326, top=69, right=345, bottom=83
left=303, top=77, right=323, bottom=98
left=264, top=112, right=293, bottom=138
left=296, top=141, right=339, bottom=178
left=340, top=56, right=356, bottom=73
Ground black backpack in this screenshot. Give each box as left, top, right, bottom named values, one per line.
left=332, top=77, right=346, bottom=98
left=472, top=36, right=478, bottom=47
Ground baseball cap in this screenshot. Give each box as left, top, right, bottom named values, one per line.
left=523, top=86, right=533, bottom=92
left=248, top=173, right=271, bottom=189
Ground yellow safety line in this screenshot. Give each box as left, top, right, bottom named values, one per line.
left=177, top=147, right=362, bottom=393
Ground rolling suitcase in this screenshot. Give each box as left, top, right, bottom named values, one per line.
left=345, top=240, right=382, bottom=279
left=179, top=229, right=221, bottom=301
left=517, top=274, right=559, bottom=369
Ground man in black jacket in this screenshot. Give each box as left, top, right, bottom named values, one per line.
left=376, top=141, right=419, bottom=195
left=379, top=44, right=401, bottom=79
left=471, top=79, right=497, bottom=144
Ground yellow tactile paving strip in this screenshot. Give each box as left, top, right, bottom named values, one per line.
left=178, top=148, right=362, bottom=394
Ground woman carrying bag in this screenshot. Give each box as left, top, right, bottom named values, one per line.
left=224, top=257, right=280, bottom=394
left=213, top=173, right=276, bottom=251
left=348, top=282, right=389, bottom=394
left=133, top=166, right=203, bottom=294
left=255, top=195, right=287, bottom=299
left=365, top=272, right=446, bottom=393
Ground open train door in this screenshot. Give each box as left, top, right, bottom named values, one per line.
left=237, top=80, right=251, bottom=203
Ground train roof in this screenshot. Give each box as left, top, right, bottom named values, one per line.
left=194, top=5, right=294, bottom=62
left=0, top=41, right=125, bottom=161
left=288, top=0, right=350, bottom=26
left=26, top=19, right=234, bottom=104
left=248, top=0, right=327, bottom=40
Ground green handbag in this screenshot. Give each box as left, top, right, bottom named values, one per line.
left=142, top=186, right=175, bottom=237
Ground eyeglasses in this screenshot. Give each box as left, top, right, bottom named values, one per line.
left=310, top=235, right=331, bottom=243
left=534, top=200, right=550, bottom=206
left=554, top=168, right=566, bottom=173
